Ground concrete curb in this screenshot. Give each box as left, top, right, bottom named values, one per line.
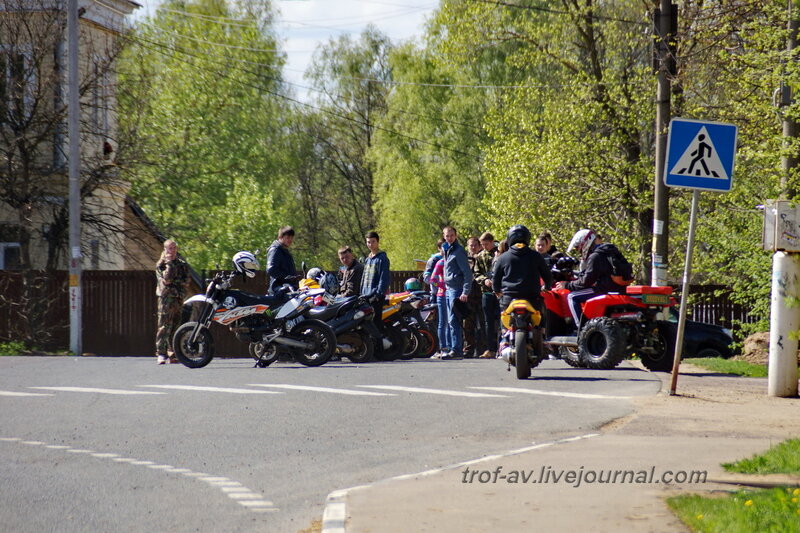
left=320, top=433, right=600, bottom=533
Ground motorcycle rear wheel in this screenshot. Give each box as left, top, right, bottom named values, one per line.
left=514, top=329, right=530, bottom=379
left=173, top=322, right=215, bottom=369
left=399, top=326, right=421, bottom=360
left=342, top=330, right=375, bottom=363
left=291, top=320, right=336, bottom=367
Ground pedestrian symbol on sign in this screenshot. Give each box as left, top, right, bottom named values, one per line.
left=669, top=126, right=728, bottom=180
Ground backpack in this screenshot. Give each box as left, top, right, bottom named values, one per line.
left=606, top=250, right=635, bottom=286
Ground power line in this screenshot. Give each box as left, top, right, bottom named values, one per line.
left=474, top=0, right=649, bottom=26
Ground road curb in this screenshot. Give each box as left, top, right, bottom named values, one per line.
left=320, top=432, right=599, bottom=533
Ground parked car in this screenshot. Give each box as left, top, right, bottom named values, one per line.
left=667, top=308, right=734, bottom=358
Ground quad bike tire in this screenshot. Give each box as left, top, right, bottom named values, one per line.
left=578, top=317, right=626, bottom=370
left=639, top=320, right=677, bottom=372
left=173, top=322, right=215, bottom=368
left=559, top=345, right=585, bottom=368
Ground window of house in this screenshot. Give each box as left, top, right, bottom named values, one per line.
left=0, top=242, right=22, bottom=269
left=0, top=45, right=36, bottom=124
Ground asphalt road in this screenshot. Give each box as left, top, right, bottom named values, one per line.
left=0, top=356, right=660, bottom=532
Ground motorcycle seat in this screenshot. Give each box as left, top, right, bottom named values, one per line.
left=233, top=291, right=286, bottom=308
left=307, top=300, right=351, bottom=320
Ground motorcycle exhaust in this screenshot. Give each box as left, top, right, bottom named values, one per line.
left=543, top=336, right=579, bottom=348
left=273, top=336, right=314, bottom=350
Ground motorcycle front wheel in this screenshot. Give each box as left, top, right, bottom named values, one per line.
left=173, top=322, right=215, bottom=369
left=291, top=320, right=336, bottom=367
left=514, top=329, right=530, bottom=379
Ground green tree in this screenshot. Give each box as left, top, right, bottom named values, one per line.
left=118, top=0, right=291, bottom=269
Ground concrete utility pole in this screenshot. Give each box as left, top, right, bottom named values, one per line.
left=651, top=0, right=675, bottom=286
left=768, top=1, right=800, bottom=398
left=68, top=0, right=82, bottom=356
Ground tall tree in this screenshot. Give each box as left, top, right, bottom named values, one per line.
left=118, top=0, right=291, bottom=269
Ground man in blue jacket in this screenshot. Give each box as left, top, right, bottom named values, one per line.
left=267, top=226, right=299, bottom=294
left=439, top=225, right=472, bottom=360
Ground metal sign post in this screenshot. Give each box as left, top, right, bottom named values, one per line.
left=664, top=118, right=738, bottom=395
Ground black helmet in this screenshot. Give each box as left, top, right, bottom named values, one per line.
left=507, top=225, right=531, bottom=247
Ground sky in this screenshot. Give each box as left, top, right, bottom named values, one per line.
left=134, top=0, right=439, bottom=99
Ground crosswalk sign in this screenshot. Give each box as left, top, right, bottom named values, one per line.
left=664, top=118, right=737, bottom=192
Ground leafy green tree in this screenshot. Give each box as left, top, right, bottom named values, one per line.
left=118, top=0, right=291, bottom=269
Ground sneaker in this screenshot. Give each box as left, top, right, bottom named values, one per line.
left=430, top=351, right=444, bottom=359
left=168, top=356, right=179, bottom=364
left=479, top=350, right=495, bottom=359
left=441, top=351, right=463, bottom=360
left=157, top=355, right=167, bottom=365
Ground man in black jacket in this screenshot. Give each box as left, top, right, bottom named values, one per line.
left=556, top=229, right=628, bottom=325
left=267, top=226, right=299, bottom=294
left=337, top=246, right=364, bottom=297
left=492, top=225, right=552, bottom=311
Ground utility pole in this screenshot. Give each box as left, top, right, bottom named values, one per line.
left=68, top=0, right=82, bottom=356
left=768, top=0, right=800, bottom=398
left=651, top=1, right=676, bottom=286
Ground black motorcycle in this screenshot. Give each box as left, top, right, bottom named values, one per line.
left=173, top=268, right=336, bottom=369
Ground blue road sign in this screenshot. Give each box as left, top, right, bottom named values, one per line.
left=664, top=118, right=737, bottom=192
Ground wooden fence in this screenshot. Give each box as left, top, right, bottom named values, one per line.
left=0, top=270, right=757, bottom=356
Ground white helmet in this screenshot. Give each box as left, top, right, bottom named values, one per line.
left=306, top=267, right=324, bottom=281
left=567, top=229, right=597, bottom=260
left=232, top=251, right=259, bottom=278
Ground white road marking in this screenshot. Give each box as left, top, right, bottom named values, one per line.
left=0, top=390, right=53, bottom=397
left=139, top=385, right=281, bottom=394
left=471, top=386, right=634, bottom=400
left=358, top=385, right=508, bottom=398
left=1, top=437, right=278, bottom=513
left=29, top=387, right=165, bottom=395
left=248, top=384, right=395, bottom=396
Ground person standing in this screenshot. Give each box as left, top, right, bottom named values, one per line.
left=475, top=232, right=499, bottom=358
left=360, top=231, right=391, bottom=331
left=441, top=225, right=472, bottom=360
left=155, top=239, right=190, bottom=364
left=428, top=254, right=450, bottom=358
left=535, top=231, right=557, bottom=268
left=463, top=236, right=486, bottom=358
left=267, top=226, right=299, bottom=294
left=423, top=239, right=444, bottom=303
left=337, top=246, right=364, bottom=297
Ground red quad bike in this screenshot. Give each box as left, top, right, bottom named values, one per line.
left=542, top=285, right=678, bottom=371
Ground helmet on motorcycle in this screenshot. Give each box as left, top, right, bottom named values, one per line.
left=306, top=267, right=324, bottom=281
left=404, top=277, right=422, bottom=291
left=506, top=225, right=531, bottom=247
left=319, top=273, right=339, bottom=295
left=567, top=229, right=597, bottom=259
left=232, top=251, right=259, bottom=278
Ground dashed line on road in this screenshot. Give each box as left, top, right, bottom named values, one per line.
left=470, top=386, right=635, bottom=401
left=358, top=385, right=508, bottom=398
left=248, top=384, right=395, bottom=396
left=29, top=386, right=166, bottom=395
left=0, top=437, right=278, bottom=513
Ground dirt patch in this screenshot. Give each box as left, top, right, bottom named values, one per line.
left=736, top=331, right=800, bottom=366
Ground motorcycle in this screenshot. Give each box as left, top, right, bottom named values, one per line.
left=499, top=299, right=546, bottom=379
left=299, top=277, right=383, bottom=363
left=541, top=255, right=677, bottom=371
left=173, top=258, right=337, bottom=369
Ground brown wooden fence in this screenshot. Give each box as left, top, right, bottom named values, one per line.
left=0, top=270, right=758, bottom=356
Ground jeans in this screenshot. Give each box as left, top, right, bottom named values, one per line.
left=446, top=287, right=464, bottom=355
left=436, top=293, right=451, bottom=351
left=482, top=292, right=500, bottom=352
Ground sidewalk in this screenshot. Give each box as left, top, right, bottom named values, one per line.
left=325, top=363, right=800, bottom=533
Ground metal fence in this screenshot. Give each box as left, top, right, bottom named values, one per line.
left=0, top=270, right=758, bottom=356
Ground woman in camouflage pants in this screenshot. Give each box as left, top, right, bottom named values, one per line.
left=155, top=239, right=190, bottom=364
